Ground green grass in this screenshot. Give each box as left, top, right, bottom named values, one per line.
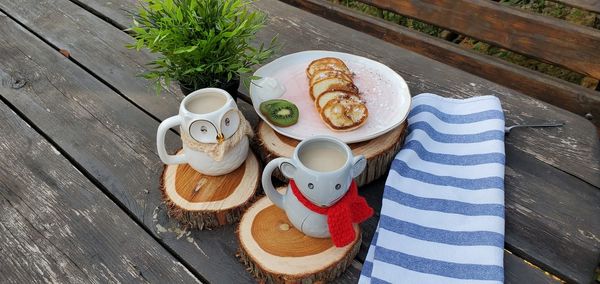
left=332, top=0, right=599, bottom=87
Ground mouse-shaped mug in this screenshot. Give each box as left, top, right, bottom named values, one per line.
left=262, top=136, right=368, bottom=240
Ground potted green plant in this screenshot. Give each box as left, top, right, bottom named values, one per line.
left=128, top=0, right=278, bottom=98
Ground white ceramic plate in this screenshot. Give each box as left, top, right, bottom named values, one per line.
left=250, top=50, right=411, bottom=143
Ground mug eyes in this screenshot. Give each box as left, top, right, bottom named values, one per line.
left=306, top=183, right=341, bottom=190
left=189, top=119, right=218, bottom=143
left=220, top=109, right=240, bottom=139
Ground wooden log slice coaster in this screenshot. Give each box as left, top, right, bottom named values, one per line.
left=255, top=121, right=407, bottom=186
left=160, top=149, right=260, bottom=229
left=237, top=190, right=361, bottom=283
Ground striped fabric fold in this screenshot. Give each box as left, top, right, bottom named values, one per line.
left=360, top=93, right=505, bottom=284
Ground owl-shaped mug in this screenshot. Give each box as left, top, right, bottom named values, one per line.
left=262, top=136, right=366, bottom=238
left=156, top=88, right=249, bottom=176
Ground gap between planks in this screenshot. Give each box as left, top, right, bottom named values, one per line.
left=504, top=249, right=564, bottom=283
left=69, top=0, right=129, bottom=31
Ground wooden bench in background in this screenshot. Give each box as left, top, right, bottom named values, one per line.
left=281, top=0, right=600, bottom=130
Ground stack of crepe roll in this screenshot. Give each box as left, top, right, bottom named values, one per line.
left=306, top=57, right=368, bottom=131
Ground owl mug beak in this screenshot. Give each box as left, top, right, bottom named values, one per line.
left=216, top=133, right=225, bottom=144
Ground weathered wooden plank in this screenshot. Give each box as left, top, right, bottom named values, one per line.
left=0, top=103, right=199, bottom=283
left=503, top=252, right=561, bottom=284
left=44, top=0, right=597, bottom=188
left=70, top=0, right=134, bottom=30
left=0, top=0, right=183, bottom=120
left=0, top=6, right=362, bottom=284
left=502, top=144, right=600, bottom=283
left=0, top=10, right=360, bottom=284
left=280, top=0, right=600, bottom=128
left=0, top=12, right=253, bottom=283
left=554, top=0, right=600, bottom=13
left=6, top=0, right=600, bottom=281
left=356, top=0, right=600, bottom=79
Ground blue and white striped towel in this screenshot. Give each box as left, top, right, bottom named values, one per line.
left=360, top=93, right=506, bottom=284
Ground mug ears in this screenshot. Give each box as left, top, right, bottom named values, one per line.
left=280, top=161, right=297, bottom=179
left=352, top=156, right=366, bottom=178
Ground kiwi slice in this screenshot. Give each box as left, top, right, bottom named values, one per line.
left=259, top=99, right=287, bottom=115
left=259, top=99, right=299, bottom=127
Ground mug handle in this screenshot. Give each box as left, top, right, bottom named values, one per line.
left=352, top=155, right=367, bottom=178
left=156, top=115, right=187, bottom=165
left=262, top=157, right=293, bottom=209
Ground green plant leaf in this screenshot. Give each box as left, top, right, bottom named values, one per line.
left=173, top=46, right=198, bottom=54
left=128, top=0, right=278, bottom=94
left=149, top=3, right=163, bottom=11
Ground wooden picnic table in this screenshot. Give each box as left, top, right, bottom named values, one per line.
left=0, top=0, right=598, bottom=283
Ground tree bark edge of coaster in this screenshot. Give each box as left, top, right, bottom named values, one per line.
left=160, top=149, right=260, bottom=229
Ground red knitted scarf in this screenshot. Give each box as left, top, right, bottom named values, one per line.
left=290, top=179, right=373, bottom=247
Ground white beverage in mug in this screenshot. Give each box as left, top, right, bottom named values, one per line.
left=299, top=142, right=348, bottom=172
left=157, top=88, right=249, bottom=176
left=185, top=93, right=227, bottom=114
left=262, top=135, right=367, bottom=238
